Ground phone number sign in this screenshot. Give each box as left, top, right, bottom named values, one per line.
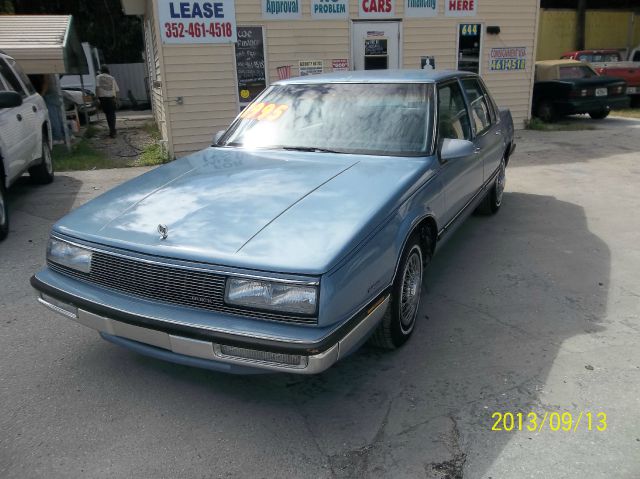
left=489, top=47, right=527, bottom=71
left=158, top=0, right=237, bottom=43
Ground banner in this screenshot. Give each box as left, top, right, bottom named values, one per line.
left=359, top=0, right=395, bottom=18
left=445, top=0, right=476, bottom=16
left=262, top=0, right=301, bottom=19
left=158, top=0, right=237, bottom=43
left=405, top=0, right=437, bottom=18
left=235, top=27, right=266, bottom=104
left=311, top=0, right=349, bottom=19
left=299, top=60, right=323, bottom=76
left=489, top=47, right=527, bottom=71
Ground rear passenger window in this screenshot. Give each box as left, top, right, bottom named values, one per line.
left=0, top=58, right=26, bottom=97
left=437, top=82, right=472, bottom=142
left=7, top=57, right=36, bottom=96
left=461, top=78, right=492, bottom=136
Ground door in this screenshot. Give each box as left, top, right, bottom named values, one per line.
left=436, top=80, right=484, bottom=225
left=457, top=23, right=482, bottom=74
left=460, top=77, right=504, bottom=180
left=0, top=59, right=36, bottom=183
left=352, top=22, right=400, bottom=71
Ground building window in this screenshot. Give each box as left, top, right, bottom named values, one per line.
left=457, top=23, right=482, bottom=74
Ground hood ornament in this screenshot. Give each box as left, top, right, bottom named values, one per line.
left=157, top=224, right=169, bottom=240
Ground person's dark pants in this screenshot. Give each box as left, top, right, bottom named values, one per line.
left=99, top=97, right=117, bottom=137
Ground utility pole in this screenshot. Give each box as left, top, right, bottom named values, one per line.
left=577, top=0, right=586, bottom=50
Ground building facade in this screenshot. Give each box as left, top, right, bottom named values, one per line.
left=122, top=0, right=539, bottom=157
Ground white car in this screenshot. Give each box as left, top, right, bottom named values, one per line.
left=0, top=51, right=53, bottom=241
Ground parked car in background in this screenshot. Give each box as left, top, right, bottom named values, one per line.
left=533, top=60, right=630, bottom=122
left=32, top=70, right=515, bottom=375
left=60, top=42, right=103, bottom=121
left=629, top=44, right=640, bottom=62
left=561, top=50, right=640, bottom=105
left=0, top=52, right=53, bottom=241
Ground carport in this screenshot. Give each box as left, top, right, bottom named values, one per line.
left=0, top=15, right=88, bottom=147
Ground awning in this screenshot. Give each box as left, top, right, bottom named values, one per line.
left=0, top=15, right=88, bottom=75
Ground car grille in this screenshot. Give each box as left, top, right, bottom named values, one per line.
left=48, top=251, right=317, bottom=325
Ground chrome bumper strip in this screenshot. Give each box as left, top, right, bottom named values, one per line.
left=38, top=293, right=389, bottom=374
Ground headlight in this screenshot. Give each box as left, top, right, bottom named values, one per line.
left=225, top=278, right=317, bottom=315
left=47, top=237, right=92, bottom=273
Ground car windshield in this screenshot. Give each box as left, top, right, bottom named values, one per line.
left=219, top=83, right=434, bottom=156
left=577, top=53, right=619, bottom=62
left=559, top=66, right=598, bottom=79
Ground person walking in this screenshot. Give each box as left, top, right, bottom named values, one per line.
left=96, top=66, right=119, bottom=138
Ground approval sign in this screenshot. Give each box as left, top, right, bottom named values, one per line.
left=158, top=0, right=238, bottom=43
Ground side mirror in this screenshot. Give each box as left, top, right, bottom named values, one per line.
left=439, top=138, right=475, bottom=162
left=212, top=130, right=225, bottom=145
left=0, top=91, right=22, bottom=109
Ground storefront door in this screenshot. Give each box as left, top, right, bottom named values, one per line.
left=352, top=22, right=400, bottom=71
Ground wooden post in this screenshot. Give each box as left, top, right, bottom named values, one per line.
left=577, top=0, right=586, bottom=51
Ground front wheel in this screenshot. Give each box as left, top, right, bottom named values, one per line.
left=370, top=235, right=427, bottom=349
left=589, top=110, right=610, bottom=120
left=29, top=138, right=54, bottom=185
left=0, top=178, right=8, bottom=241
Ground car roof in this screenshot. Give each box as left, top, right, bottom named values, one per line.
left=535, top=59, right=593, bottom=81
left=275, top=69, right=476, bottom=85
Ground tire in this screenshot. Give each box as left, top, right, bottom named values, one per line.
left=477, top=157, right=506, bottom=215
left=588, top=110, right=610, bottom=120
left=536, top=101, right=557, bottom=123
left=0, top=177, right=8, bottom=242
left=370, top=233, right=429, bottom=350
left=29, top=138, right=54, bottom=185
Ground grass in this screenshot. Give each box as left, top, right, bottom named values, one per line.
left=52, top=140, right=112, bottom=171
left=610, top=108, right=640, bottom=119
left=526, top=117, right=597, bottom=131
left=135, top=142, right=170, bottom=167
left=142, top=121, right=162, bottom=140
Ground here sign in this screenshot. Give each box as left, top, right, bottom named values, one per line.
left=445, top=0, right=476, bottom=16
left=158, top=0, right=237, bottom=43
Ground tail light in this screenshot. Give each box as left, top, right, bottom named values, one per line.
left=570, top=88, right=589, bottom=98
left=609, top=85, right=625, bottom=95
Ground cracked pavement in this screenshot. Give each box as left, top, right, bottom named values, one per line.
left=1, top=116, right=639, bottom=478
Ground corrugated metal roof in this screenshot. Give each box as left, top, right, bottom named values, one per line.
left=0, top=15, right=86, bottom=74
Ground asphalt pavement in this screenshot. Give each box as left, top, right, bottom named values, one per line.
left=1, top=116, right=639, bottom=478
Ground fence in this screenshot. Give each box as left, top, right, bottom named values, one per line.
left=106, top=62, right=150, bottom=108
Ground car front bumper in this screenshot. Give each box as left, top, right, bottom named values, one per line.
left=31, top=270, right=389, bottom=374
left=559, top=95, right=630, bottom=115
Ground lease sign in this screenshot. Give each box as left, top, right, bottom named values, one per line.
left=445, top=0, right=476, bottom=16
left=158, top=0, right=237, bottom=43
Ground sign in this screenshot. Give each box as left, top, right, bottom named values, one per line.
left=299, top=60, right=323, bottom=76
left=460, top=23, right=479, bottom=36
left=359, top=0, right=395, bottom=18
left=405, top=0, right=437, bottom=18
left=445, top=0, right=476, bottom=16
left=235, top=26, right=266, bottom=104
left=489, top=47, right=527, bottom=71
left=262, top=0, right=301, bottom=19
left=332, top=59, right=349, bottom=71
left=312, top=0, right=349, bottom=19
left=158, top=0, right=237, bottom=43
left=420, top=56, right=436, bottom=70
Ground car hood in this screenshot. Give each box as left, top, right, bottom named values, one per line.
left=54, top=147, right=435, bottom=274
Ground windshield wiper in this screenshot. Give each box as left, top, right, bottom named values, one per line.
left=280, top=146, right=342, bottom=154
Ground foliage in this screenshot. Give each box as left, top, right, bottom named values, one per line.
left=52, top=139, right=112, bottom=171
left=1, top=0, right=143, bottom=64
left=136, top=143, right=170, bottom=167
left=610, top=109, right=640, bottom=119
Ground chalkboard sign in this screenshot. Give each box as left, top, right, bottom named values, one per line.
left=235, top=26, right=267, bottom=104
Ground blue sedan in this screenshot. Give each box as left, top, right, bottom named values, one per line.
left=32, top=70, right=515, bottom=374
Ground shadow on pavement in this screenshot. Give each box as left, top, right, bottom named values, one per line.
left=69, top=191, right=610, bottom=478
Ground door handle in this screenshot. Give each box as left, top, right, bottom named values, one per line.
left=32, top=105, right=37, bottom=113
left=495, top=130, right=502, bottom=135
left=16, top=114, right=22, bottom=121
left=474, top=147, right=481, bottom=154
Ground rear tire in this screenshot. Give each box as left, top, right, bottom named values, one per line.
left=0, top=177, right=8, bottom=242
left=588, top=110, right=609, bottom=120
left=477, top=158, right=506, bottom=215
left=29, top=138, right=54, bottom=185
left=536, top=101, right=557, bottom=123
left=370, top=233, right=429, bottom=350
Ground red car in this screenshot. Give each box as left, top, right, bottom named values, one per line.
left=562, top=50, right=640, bottom=105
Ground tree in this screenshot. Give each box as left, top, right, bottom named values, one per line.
left=0, top=0, right=143, bottom=64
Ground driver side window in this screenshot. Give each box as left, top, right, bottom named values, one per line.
left=437, top=82, right=472, bottom=143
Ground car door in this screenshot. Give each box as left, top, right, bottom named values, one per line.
left=0, top=57, right=35, bottom=180
left=436, top=79, right=484, bottom=226
left=460, top=77, right=505, bottom=181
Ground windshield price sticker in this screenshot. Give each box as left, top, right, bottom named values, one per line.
left=158, top=1, right=237, bottom=43
left=240, top=102, right=289, bottom=121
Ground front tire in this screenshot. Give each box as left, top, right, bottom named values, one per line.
left=589, top=110, right=609, bottom=120
left=0, top=178, right=8, bottom=241
left=370, top=235, right=427, bottom=349
left=29, top=138, right=54, bottom=185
